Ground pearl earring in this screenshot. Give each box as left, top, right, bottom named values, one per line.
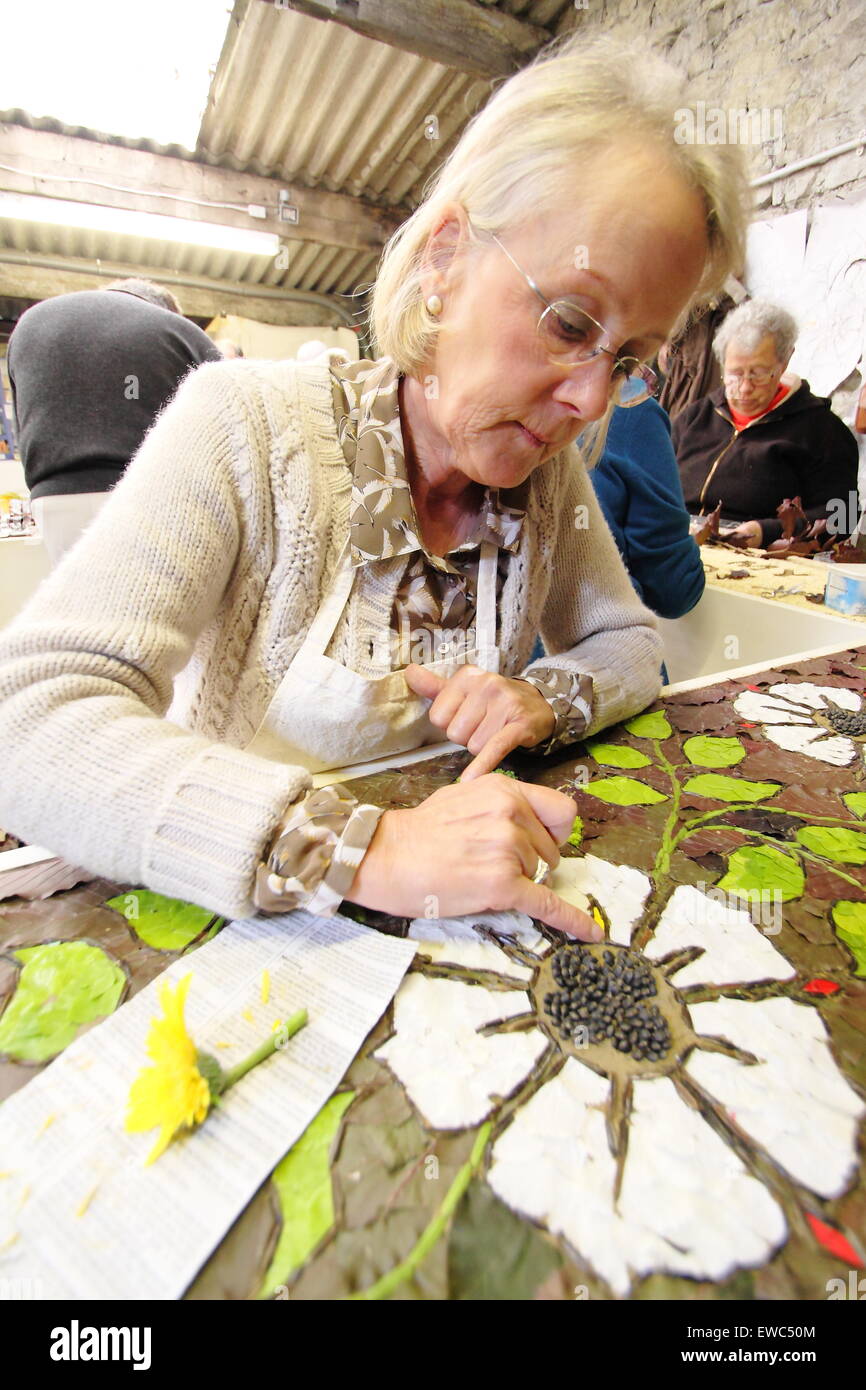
left=426, top=294, right=443, bottom=316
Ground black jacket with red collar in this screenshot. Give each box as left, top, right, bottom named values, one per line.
left=672, top=376, right=859, bottom=545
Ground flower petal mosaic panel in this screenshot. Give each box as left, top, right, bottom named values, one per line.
left=2, top=649, right=866, bottom=1298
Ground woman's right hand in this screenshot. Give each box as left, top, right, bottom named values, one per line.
left=346, top=774, right=601, bottom=941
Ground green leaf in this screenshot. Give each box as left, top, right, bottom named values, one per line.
left=583, top=777, right=668, bottom=806
left=257, top=1090, right=355, bottom=1299
left=830, top=902, right=866, bottom=977
left=587, top=742, right=652, bottom=769
left=494, top=768, right=517, bottom=778
left=105, top=889, right=218, bottom=951
left=717, top=844, right=805, bottom=904
left=843, top=793, right=866, bottom=820
left=624, top=710, right=672, bottom=740
left=683, top=774, right=779, bottom=803
left=795, top=826, right=866, bottom=865
left=567, top=815, right=583, bottom=847
left=448, top=1180, right=561, bottom=1300
left=0, top=941, right=126, bottom=1062
left=682, top=735, right=745, bottom=768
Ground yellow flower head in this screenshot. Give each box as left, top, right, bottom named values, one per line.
left=125, top=974, right=211, bottom=1165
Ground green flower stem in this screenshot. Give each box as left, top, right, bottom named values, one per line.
left=223, top=1008, right=308, bottom=1091
left=346, top=1121, right=493, bottom=1301
left=675, top=805, right=866, bottom=846
left=652, top=740, right=683, bottom=881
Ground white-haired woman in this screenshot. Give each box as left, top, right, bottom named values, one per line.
left=0, top=37, right=747, bottom=941
left=675, top=299, right=859, bottom=546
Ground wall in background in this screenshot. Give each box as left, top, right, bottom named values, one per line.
left=565, top=0, right=865, bottom=211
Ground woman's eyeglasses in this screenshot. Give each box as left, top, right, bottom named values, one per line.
left=489, top=233, right=658, bottom=409
left=723, top=368, right=779, bottom=386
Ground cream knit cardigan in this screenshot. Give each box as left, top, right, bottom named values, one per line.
left=0, top=360, right=662, bottom=918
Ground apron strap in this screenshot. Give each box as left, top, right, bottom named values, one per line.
left=296, top=539, right=355, bottom=659
left=475, top=541, right=498, bottom=651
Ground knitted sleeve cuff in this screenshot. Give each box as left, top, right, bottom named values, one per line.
left=142, top=742, right=313, bottom=919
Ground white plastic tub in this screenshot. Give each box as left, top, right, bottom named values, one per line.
left=659, top=585, right=866, bottom=692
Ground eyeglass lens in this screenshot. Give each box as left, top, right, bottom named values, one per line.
left=724, top=369, right=776, bottom=384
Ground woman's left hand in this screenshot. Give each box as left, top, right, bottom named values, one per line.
left=725, top=520, right=763, bottom=548
left=405, top=662, right=555, bottom=780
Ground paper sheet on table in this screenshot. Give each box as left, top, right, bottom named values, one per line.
left=0, top=909, right=415, bottom=1300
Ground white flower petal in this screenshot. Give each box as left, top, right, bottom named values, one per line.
left=768, top=682, right=860, bottom=712
left=733, top=691, right=814, bottom=725
left=646, top=885, right=795, bottom=986
left=404, top=937, right=532, bottom=982
left=375, top=973, right=545, bottom=1129
left=488, top=1062, right=785, bottom=1296
left=687, top=998, right=865, bottom=1197
left=408, top=910, right=543, bottom=954
left=762, top=723, right=857, bottom=767
left=547, top=855, right=651, bottom=946
left=734, top=683, right=860, bottom=727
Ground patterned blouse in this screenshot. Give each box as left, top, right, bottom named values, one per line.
left=253, top=357, right=592, bottom=916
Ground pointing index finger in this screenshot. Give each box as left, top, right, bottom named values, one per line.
left=512, top=880, right=603, bottom=941
left=459, top=727, right=525, bottom=782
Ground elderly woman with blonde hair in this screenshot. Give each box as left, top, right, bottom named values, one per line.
left=0, top=36, right=748, bottom=940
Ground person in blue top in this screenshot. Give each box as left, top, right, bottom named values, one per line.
left=591, top=397, right=705, bottom=619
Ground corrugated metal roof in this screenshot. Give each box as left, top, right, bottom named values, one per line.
left=0, top=0, right=575, bottom=312
left=197, top=4, right=491, bottom=209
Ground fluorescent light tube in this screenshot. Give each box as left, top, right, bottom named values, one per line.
left=0, top=193, right=280, bottom=257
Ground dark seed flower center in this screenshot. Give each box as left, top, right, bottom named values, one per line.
left=823, top=703, right=866, bottom=738
left=543, top=943, right=672, bottom=1063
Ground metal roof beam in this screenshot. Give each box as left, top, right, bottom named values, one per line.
left=0, top=251, right=359, bottom=328
left=265, top=0, right=551, bottom=77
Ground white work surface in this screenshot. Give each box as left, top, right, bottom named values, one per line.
left=0, top=535, right=50, bottom=628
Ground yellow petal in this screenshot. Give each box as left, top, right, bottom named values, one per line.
left=125, top=974, right=210, bottom=1163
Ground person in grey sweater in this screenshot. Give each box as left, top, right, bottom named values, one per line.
left=7, top=277, right=221, bottom=562
left=0, top=37, right=748, bottom=937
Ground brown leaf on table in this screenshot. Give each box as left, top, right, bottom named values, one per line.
left=782, top=900, right=844, bottom=951
left=805, top=864, right=866, bottom=905
left=832, top=542, right=866, bottom=564
left=665, top=704, right=742, bottom=734
left=185, top=1180, right=282, bottom=1301
left=774, top=783, right=851, bottom=819
left=738, top=744, right=851, bottom=790
left=828, top=661, right=866, bottom=683
left=0, top=855, right=96, bottom=903
left=692, top=501, right=722, bottom=545
left=724, top=809, right=794, bottom=839
left=290, top=1126, right=478, bottom=1301
left=687, top=852, right=727, bottom=873
left=777, top=496, right=808, bottom=541
left=665, top=680, right=742, bottom=706
left=678, top=826, right=746, bottom=859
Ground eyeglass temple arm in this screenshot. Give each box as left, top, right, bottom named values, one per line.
left=489, top=232, right=551, bottom=313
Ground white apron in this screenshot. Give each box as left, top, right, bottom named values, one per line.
left=246, top=539, right=501, bottom=772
